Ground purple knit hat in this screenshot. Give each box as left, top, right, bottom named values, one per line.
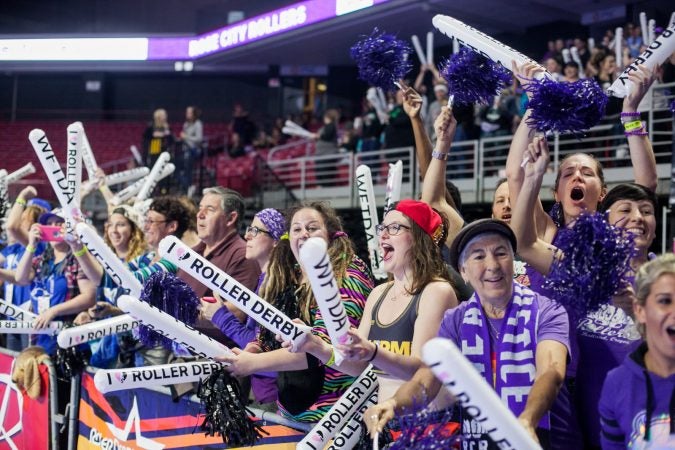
left=255, top=208, right=285, bottom=241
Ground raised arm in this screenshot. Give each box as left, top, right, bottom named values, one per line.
left=622, top=65, right=657, bottom=191
left=505, top=62, right=556, bottom=241
left=14, top=224, right=39, bottom=286
left=421, top=106, right=465, bottom=245
left=67, top=225, right=104, bottom=284
left=7, top=186, right=37, bottom=246
left=510, top=137, right=558, bottom=275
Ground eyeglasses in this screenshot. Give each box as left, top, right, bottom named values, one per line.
left=375, top=223, right=411, bottom=236
left=245, top=226, right=271, bottom=237
left=145, top=218, right=167, bottom=226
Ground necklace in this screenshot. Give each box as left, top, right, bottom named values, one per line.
left=388, top=284, right=410, bottom=302
left=486, top=317, right=501, bottom=341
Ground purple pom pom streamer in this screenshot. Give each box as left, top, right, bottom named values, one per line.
left=542, top=212, right=637, bottom=320
left=350, top=28, right=412, bottom=91
left=138, top=271, right=200, bottom=349
left=524, top=77, right=608, bottom=135
left=439, top=47, right=512, bottom=106
left=388, top=403, right=458, bottom=450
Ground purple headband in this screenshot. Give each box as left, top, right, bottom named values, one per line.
left=255, top=208, right=285, bottom=241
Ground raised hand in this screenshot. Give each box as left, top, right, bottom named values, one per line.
left=622, top=64, right=656, bottom=112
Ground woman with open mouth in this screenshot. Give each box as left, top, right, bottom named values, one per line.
left=599, top=253, right=675, bottom=449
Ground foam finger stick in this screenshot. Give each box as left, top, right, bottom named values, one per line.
left=5, top=162, right=36, bottom=184
left=609, top=22, right=675, bottom=97
left=104, top=167, right=150, bottom=186
left=298, top=237, right=352, bottom=364
left=109, top=163, right=173, bottom=206
left=648, top=19, right=656, bottom=45
left=29, top=129, right=82, bottom=229
left=640, top=12, right=649, bottom=45
left=570, top=47, right=586, bottom=78
left=73, top=121, right=98, bottom=179
left=94, top=360, right=223, bottom=394
left=134, top=151, right=171, bottom=203
left=76, top=222, right=143, bottom=297
left=66, top=123, right=83, bottom=214
left=158, top=236, right=310, bottom=347
left=355, top=165, right=386, bottom=281
left=433, top=15, right=546, bottom=77
left=0, top=298, right=37, bottom=321
left=423, top=338, right=541, bottom=450
left=426, top=31, right=434, bottom=66
left=328, top=393, right=379, bottom=450
left=57, top=314, right=140, bottom=349
left=411, top=35, right=427, bottom=65
left=561, top=48, right=571, bottom=64
left=297, top=367, right=378, bottom=450
left=117, top=294, right=234, bottom=358
left=383, top=160, right=403, bottom=215
left=0, top=320, right=63, bottom=335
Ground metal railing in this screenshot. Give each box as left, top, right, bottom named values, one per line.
left=263, top=81, right=674, bottom=207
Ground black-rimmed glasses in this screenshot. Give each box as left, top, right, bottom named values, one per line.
left=375, top=223, right=411, bottom=236
left=246, top=226, right=271, bottom=237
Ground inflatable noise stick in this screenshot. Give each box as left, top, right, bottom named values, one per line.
left=94, top=360, right=223, bottom=394
left=355, top=165, right=386, bottom=280
left=281, top=126, right=314, bottom=139
left=609, top=21, right=675, bottom=97
left=104, top=167, right=150, bottom=187
left=640, top=12, right=649, bottom=46
left=76, top=222, right=143, bottom=298
left=110, top=163, right=173, bottom=206
left=614, top=26, right=623, bottom=75
left=427, top=31, right=434, bottom=66
left=569, top=47, right=585, bottom=78
left=0, top=298, right=37, bottom=321
left=383, top=160, right=403, bottom=215
left=423, top=337, right=541, bottom=450
left=298, top=237, right=352, bottom=365
left=158, top=236, right=311, bottom=349
left=5, top=163, right=36, bottom=184
left=411, top=34, right=427, bottom=65
left=135, top=151, right=171, bottom=203
left=0, top=320, right=63, bottom=335
left=297, top=366, right=378, bottom=450
left=647, top=19, right=655, bottom=45
left=57, top=314, right=140, bottom=349
left=66, top=122, right=83, bottom=215
left=117, top=294, right=234, bottom=359
left=71, top=121, right=99, bottom=180
left=29, top=129, right=82, bottom=231
left=329, top=393, right=378, bottom=450
left=561, top=48, right=571, bottom=64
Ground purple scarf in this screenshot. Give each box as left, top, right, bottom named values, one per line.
left=460, top=282, right=549, bottom=435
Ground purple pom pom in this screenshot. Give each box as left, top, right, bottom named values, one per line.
left=524, top=78, right=608, bottom=134
left=542, top=212, right=637, bottom=319
left=439, top=47, right=512, bottom=106
left=669, top=98, right=675, bottom=114
left=389, top=404, right=458, bottom=450
left=350, top=28, right=412, bottom=91
left=138, top=271, right=200, bottom=349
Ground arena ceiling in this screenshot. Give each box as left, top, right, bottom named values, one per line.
left=0, top=0, right=671, bottom=71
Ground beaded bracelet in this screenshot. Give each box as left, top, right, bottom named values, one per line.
left=431, top=150, right=449, bottom=161
left=620, top=111, right=641, bottom=124
left=620, top=111, right=641, bottom=118
left=625, top=128, right=648, bottom=137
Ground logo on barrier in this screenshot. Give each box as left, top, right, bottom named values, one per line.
left=102, top=396, right=164, bottom=450
left=0, top=368, right=24, bottom=447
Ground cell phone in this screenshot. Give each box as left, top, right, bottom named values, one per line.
left=38, top=225, right=64, bottom=242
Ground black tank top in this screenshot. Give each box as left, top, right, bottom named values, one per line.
left=368, top=283, right=422, bottom=371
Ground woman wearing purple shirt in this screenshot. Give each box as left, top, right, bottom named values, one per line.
left=599, top=254, right=675, bottom=449
left=200, top=208, right=285, bottom=411
left=366, top=219, right=570, bottom=449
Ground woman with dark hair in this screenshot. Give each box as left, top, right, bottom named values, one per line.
left=599, top=253, right=675, bottom=449
left=220, top=202, right=374, bottom=423
left=290, top=199, right=458, bottom=405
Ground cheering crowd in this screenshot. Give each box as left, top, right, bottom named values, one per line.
left=1, top=21, right=674, bottom=450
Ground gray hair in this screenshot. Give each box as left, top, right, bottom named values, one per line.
left=458, top=232, right=514, bottom=269
left=202, top=186, right=245, bottom=228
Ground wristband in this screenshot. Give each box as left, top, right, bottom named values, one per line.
left=326, top=348, right=336, bottom=367
left=367, top=343, right=379, bottom=362
left=26, top=245, right=36, bottom=254
left=15, top=198, right=26, bottom=207
left=622, top=120, right=643, bottom=131
left=431, top=150, right=449, bottom=161
left=73, top=246, right=88, bottom=257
